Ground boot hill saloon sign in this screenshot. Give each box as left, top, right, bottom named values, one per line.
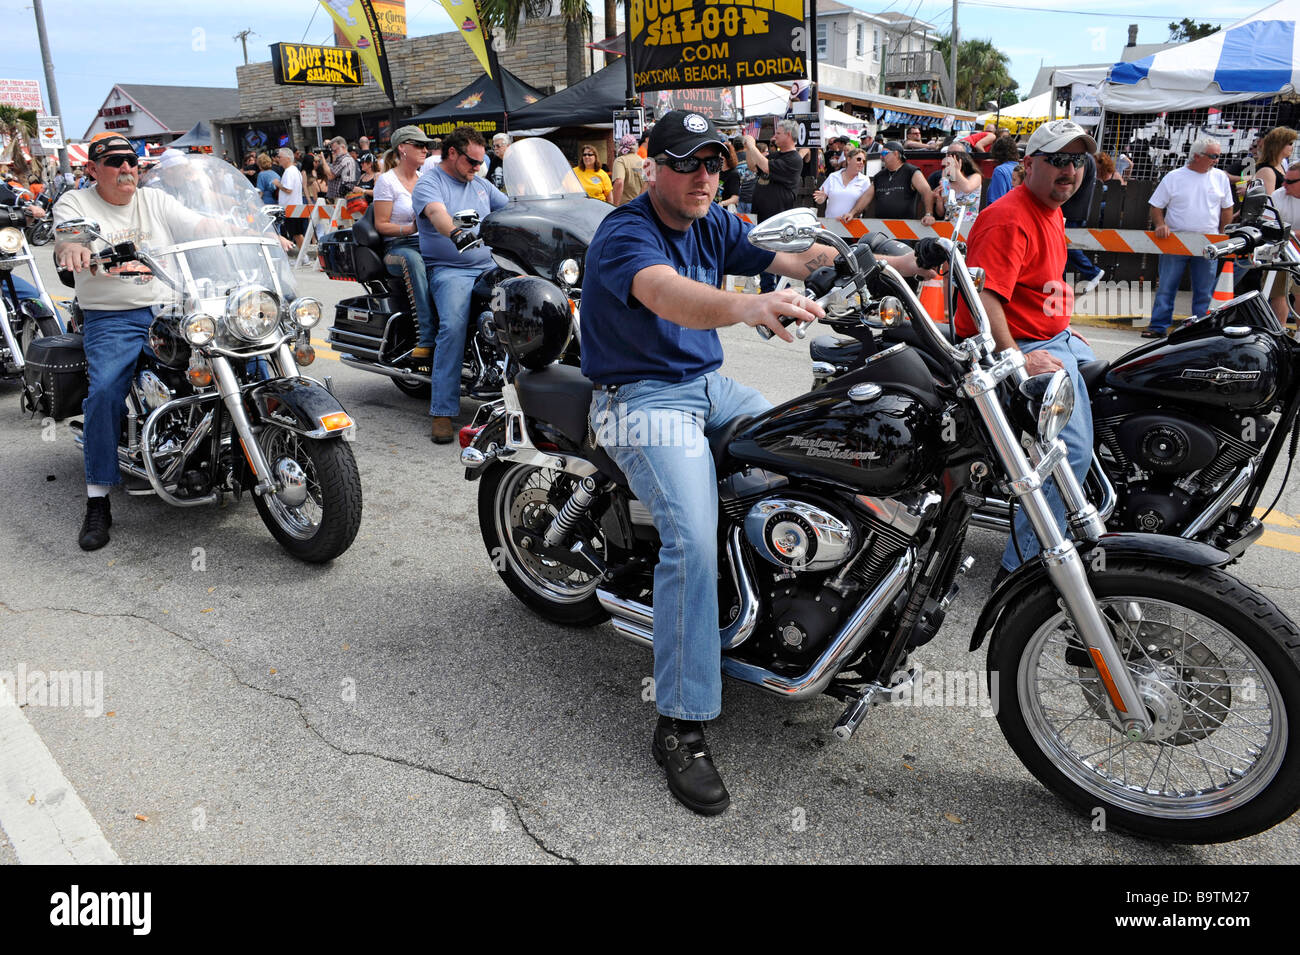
left=271, top=42, right=364, bottom=87
left=629, top=0, right=806, bottom=91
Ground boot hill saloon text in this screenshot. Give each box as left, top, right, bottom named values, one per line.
left=629, top=0, right=806, bottom=90
left=271, top=42, right=364, bottom=87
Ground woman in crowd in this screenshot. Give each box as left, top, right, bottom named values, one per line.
left=573, top=146, right=612, bottom=202
left=813, top=148, right=870, bottom=220
left=255, top=153, right=278, bottom=205
left=715, top=141, right=742, bottom=212
left=1255, top=126, right=1297, bottom=194
left=985, top=135, right=1021, bottom=205
left=241, top=151, right=259, bottom=185
left=933, top=149, right=983, bottom=224
left=371, top=127, right=439, bottom=366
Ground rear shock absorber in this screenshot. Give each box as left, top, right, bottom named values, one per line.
left=543, top=475, right=600, bottom=548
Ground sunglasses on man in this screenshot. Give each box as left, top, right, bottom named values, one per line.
left=454, top=150, right=484, bottom=168
left=655, top=154, right=724, bottom=175
left=1033, top=151, right=1088, bottom=169
left=99, top=154, right=140, bottom=168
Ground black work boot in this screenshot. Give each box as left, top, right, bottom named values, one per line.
left=78, top=496, right=112, bottom=551
left=652, top=716, right=730, bottom=815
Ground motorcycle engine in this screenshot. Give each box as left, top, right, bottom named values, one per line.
left=742, top=492, right=926, bottom=666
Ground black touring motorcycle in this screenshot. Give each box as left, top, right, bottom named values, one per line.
left=812, top=184, right=1300, bottom=559
left=322, top=138, right=602, bottom=400
left=461, top=209, right=1300, bottom=843
left=27, top=156, right=362, bottom=563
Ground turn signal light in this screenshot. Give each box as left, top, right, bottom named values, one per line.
left=187, top=357, right=213, bottom=387
left=319, top=412, right=353, bottom=431
left=877, top=296, right=903, bottom=327
left=294, top=341, right=316, bottom=365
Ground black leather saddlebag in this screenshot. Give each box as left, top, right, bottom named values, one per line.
left=22, top=332, right=88, bottom=420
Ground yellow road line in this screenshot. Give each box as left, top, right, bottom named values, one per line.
left=1258, top=529, right=1300, bottom=554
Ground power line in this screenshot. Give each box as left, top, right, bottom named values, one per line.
left=955, top=1, right=1241, bottom=21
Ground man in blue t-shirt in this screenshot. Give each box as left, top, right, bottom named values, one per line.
left=411, top=125, right=508, bottom=443
left=583, top=110, right=926, bottom=815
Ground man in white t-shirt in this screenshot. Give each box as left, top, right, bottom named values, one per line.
left=272, top=147, right=305, bottom=249
left=53, top=133, right=220, bottom=551
left=1146, top=136, right=1235, bottom=337
left=1267, top=171, right=1300, bottom=322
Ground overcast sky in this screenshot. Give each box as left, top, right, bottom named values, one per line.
left=3, top=0, right=1267, bottom=136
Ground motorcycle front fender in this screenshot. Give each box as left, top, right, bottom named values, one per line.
left=968, top=532, right=1233, bottom=652
left=245, top=376, right=355, bottom=440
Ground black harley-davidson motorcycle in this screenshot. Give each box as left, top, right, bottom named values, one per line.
left=808, top=185, right=1300, bottom=559
left=1, top=201, right=67, bottom=383
left=322, top=137, right=602, bottom=399
left=29, top=155, right=362, bottom=563
left=460, top=209, right=1300, bottom=843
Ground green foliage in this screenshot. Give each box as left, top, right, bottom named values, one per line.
left=934, top=34, right=1019, bottom=112
left=1168, top=18, right=1221, bottom=42
left=479, top=0, right=592, bottom=87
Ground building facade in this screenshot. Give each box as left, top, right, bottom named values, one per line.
left=813, top=3, right=948, bottom=104
left=81, top=84, right=240, bottom=149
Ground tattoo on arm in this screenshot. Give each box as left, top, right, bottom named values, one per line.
left=802, top=251, right=833, bottom=275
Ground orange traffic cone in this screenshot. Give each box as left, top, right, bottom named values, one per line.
left=1210, top=259, right=1235, bottom=309
left=919, top=276, right=945, bottom=322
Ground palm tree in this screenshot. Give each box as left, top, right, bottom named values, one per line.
left=933, top=34, right=1017, bottom=112
left=479, top=0, right=591, bottom=88
left=0, top=105, right=38, bottom=179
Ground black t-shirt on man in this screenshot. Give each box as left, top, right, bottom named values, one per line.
left=871, top=163, right=923, bottom=218
left=753, top=148, right=802, bottom=221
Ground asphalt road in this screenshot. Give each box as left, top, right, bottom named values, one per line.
left=2, top=246, right=1299, bottom=865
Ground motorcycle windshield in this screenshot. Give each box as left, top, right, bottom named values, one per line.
left=502, top=138, right=587, bottom=199
left=138, top=153, right=296, bottom=315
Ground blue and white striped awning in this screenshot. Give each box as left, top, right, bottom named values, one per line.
left=1100, top=0, right=1300, bottom=111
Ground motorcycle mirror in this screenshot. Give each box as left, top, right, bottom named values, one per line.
left=55, top=218, right=103, bottom=244
left=452, top=209, right=481, bottom=230
left=747, top=208, right=819, bottom=253
left=261, top=205, right=285, bottom=218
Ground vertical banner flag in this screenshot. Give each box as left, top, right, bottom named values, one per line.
left=318, top=0, right=397, bottom=104
left=629, top=0, right=806, bottom=92
left=437, top=0, right=494, bottom=78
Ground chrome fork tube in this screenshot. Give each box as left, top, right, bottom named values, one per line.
left=210, top=354, right=276, bottom=496
left=968, top=371, right=1152, bottom=738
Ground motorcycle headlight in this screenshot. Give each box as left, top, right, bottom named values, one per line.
left=555, top=258, right=580, bottom=287
left=0, top=227, right=22, bottom=255
left=290, top=296, right=323, bottom=329
left=1023, top=369, right=1074, bottom=444
left=181, top=313, right=217, bottom=346
left=225, top=286, right=280, bottom=342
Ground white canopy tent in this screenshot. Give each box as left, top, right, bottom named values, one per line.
left=1100, top=0, right=1300, bottom=111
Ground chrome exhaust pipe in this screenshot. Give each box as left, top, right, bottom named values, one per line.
left=338, top=355, right=428, bottom=386
left=599, top=550, right=914, bottom=702
left=1182, top=459, right=1256, bottom=540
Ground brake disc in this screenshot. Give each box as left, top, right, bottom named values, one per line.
left=509, top=485, right=573, bottom=583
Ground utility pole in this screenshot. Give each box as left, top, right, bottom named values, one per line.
left=31, top=0, right=69, bottom=177
left=234, top=29, right=255, bottom=66
left=949, top=0, right=958, bottom=109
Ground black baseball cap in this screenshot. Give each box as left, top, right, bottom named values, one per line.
left=883, top=140, right=906, bottom=155
left=648, top=110, right=727, bottom=159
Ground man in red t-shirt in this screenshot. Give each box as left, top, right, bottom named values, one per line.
left=956, top=118, right=1098, bottom=577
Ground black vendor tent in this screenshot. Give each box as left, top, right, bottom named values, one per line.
left=408, top=70, right=545, bottom=137
left=508, top=63, right=630, bottom=130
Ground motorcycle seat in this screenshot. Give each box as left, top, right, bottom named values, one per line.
left=1079, top=358, right=1109, bottom=395
left=348, top=208, right=389, bottom=284
left=810, top=334, right=863, bottom=366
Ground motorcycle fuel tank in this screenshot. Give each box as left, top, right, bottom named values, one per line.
left=728, top=344, right=948, bottom=495
left=1107, top=319, right=1284, bottom=413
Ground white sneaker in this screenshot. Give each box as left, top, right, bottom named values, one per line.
left=1081, top=269, right=1105, bottom=296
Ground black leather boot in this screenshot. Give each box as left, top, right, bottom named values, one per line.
left=78, top=496, right=112, bottom=551
left=652, top=716, right=730, bottom=815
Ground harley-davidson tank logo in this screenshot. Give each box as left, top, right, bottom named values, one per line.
left=788, top=435, right=879, bottom=462
left=1180, top=367, right=1261, bottom=383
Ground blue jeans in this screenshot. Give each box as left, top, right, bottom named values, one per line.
left=1003, top=329, right=1096, bottom=571
left=10, top=275, right=40, bottom=301
left=427, top=262, right=490, bottom=417
left=81, top=307, right=154, bottom=487
left=1151, top=254, right=1214, bottom=333
left=1064, top=218, right=1101, bottom=281
left=589, top=373, right=771, bottom=720
left=384, top=238, right=436, bottom=350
